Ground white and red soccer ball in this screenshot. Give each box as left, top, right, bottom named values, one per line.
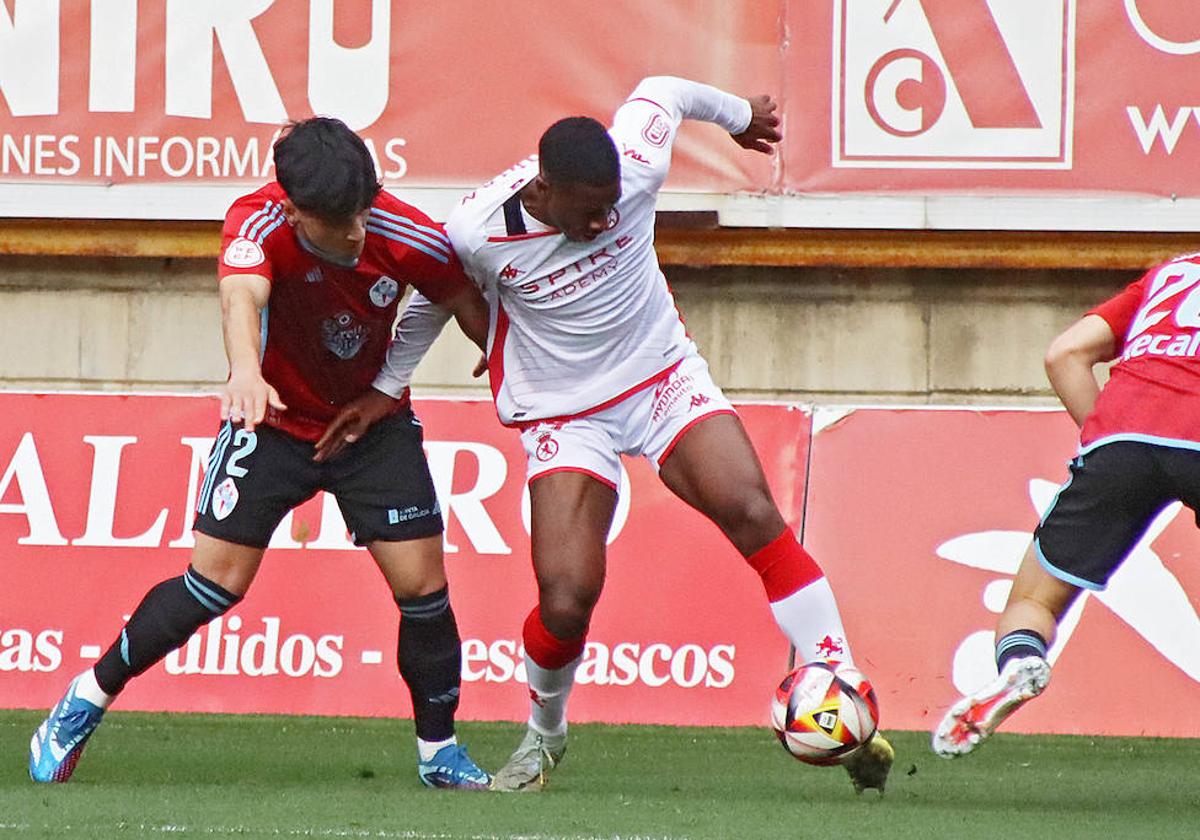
left=770, top=659, right=879, bottom=766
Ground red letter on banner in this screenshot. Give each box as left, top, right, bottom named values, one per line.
left=919, top=0, right=1041, bottom=129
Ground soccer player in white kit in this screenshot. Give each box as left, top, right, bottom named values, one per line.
left=368, top=76, right=894, bottom=792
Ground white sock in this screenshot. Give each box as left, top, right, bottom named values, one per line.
left=769, top=577, right=855, bottom=667
left=73, top=668, right=114, bottom=709
left=417, top=735, right=456, bottom=762
left=525, top=655, right=581, bottom=737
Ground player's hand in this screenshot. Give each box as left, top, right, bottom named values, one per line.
left=314, top=388, right=397, bottom=463
left=221, top=369, right=286, bottom=433
left=472, top=354, right=488, bottom=378
left=731, top=95, right=781, bottom=154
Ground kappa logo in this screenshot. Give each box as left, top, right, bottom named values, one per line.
left=534, top=432, right=559, bottom=462
left=834, top=0, right=1075, bottom=169
left=500, top=262, right=525, bottom=280
left=212, top=477, right=239, bottom=521
left=642, top=112, right=671, bottom=147
left=223, top=237, right=266, bottom=269
left=688, top=394, right=711, bottom=411
left=369, top=275, right=399, bottom=308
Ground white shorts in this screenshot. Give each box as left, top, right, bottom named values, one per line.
left=518, top=351, right=736, bottom=490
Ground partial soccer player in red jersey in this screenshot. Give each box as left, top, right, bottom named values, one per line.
left=934, top=252, right=1200, bottom=757
left=367, top=77, right=894, bottom=793
left=29, top=118, right=493, bottom=789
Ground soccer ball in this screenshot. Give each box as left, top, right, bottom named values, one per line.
left=770, top=659, right=879, bottom=766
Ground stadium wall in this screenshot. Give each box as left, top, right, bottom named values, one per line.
left=0, top=252, right=1132, bottom=403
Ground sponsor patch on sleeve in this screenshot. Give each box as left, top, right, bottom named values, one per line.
left=642, top=113, right=671, bottom=148
left=223, top=237, right=266, bottom=269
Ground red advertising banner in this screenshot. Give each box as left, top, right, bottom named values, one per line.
left=5, top=396, right=1200, bottom=737
left=5, top=2, right=1200, bottom=229
left=805, top=407, right=1200, bottom=738
left=0, top=1, right=777, bottom=217
left=786, top=1, right=1200, bottom=193
left=0, top=393, right=804, bottom=727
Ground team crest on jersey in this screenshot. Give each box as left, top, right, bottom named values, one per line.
left=223, top=237, right=265, bottom=269
left=642, top=113, right=671, bottom=147
left=369, top=276, right=400, bottom=307
left=305, top=267, right=323, bottom=284
left=534, top=432, right=559, bottom=462
left=321, top=311, right=369, bottom=360
left=212, top=477, right=239, bottom=521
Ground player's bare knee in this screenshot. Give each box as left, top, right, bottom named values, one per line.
left=538, top=588, right=597, bottom=639
left=716, top=491, right=786, bottom=549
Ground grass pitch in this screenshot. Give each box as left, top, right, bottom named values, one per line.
left=2, top=711, right=1199, bottom=839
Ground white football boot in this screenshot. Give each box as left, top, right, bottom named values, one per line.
left=932, top=656, right=1051, bottom=758
left=489, top=727, right=567, bottom=792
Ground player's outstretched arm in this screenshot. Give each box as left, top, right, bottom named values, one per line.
left=219, top=273, right=286, bottom=432
left=1044, top=313, right=1117, bottom=426
left=730, top=94, right=782, bottom=154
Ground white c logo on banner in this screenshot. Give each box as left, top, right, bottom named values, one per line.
left=1125, top=0, right=1200, bottom=55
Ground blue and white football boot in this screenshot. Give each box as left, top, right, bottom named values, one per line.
left=29, top=675, right=106, bottom=783
left=417, top=743, right=491, bottom=790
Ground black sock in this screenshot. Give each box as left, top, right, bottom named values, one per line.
left=396, top=587, right=461, bottom=743
left=93, top=566, right=241, bottom=696
left=994, top=629, right=1048, bottom=673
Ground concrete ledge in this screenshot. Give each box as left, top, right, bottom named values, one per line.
left=0, top=218, right=1192, bottom=270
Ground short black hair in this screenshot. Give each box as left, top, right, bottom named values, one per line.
left=273, top=117, right=381, bottom=220
left=538, top=116, right=619, bottom=187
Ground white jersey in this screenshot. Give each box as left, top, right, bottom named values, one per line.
left=374, top=77, right=751, bottom=425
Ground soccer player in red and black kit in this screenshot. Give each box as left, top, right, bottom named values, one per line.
left=29, top=118, right=492, bottom=789
left=933, top=252, right=1200, bottom=756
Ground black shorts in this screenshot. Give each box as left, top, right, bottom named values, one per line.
left=194, top=410, right=443, bottom=549
left=1035, top=440, right=1200, bottom=590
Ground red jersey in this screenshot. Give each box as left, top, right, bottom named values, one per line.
left=217, top=182, right=471, bottom=441
left=1081, top=253, right=1200, bottom=450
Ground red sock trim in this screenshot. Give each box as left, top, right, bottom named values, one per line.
left=522, top=607, right=586, bottom=670
left=746, top=528, right=824, bottom=602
